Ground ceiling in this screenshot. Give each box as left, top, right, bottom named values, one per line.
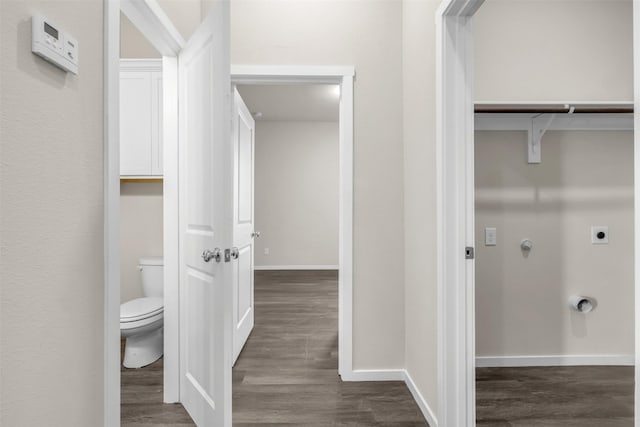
left=236, top=84, right=340, bottom=122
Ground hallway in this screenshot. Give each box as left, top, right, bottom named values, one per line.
left=121, top=270, right=428, bottom=426
left=232, top=270, right=428, bottom=426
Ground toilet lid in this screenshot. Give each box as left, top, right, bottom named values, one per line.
left=120, top=297, right=163, bottom=322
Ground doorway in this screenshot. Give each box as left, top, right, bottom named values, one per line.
left=231, top=66, right=356, bottom=380
left=231, top=82, right=341, bottom=421
left=436, top=0, right=639, bottom=424
left=105, top=6, right=356, bottom=418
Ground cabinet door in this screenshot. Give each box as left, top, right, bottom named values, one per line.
left=151, top=71, right=163, bottom=176
left=120, top=71, right=152, bottom=176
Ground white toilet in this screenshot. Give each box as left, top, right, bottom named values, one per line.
left=120, top=256, right=164, bottom=368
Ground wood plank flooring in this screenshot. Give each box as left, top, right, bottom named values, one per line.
left=476, top=366, right=634, bottom=426
left=233, top=270, right=428, bottom=426
left=121, top=344, right=194, bottom=426
left=122, top=270, right=427, bottom=426
left=122, top=270, right=634, bottom=426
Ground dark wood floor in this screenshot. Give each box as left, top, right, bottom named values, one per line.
left=476, top=365, right=634, bottom=426
left=122, top=270, right=427, bottom=426
left=121, top=270, right=634, bottom=426
left=233, top=270, right=427, bottom=426
left=121, top=355, right=194, bottom=426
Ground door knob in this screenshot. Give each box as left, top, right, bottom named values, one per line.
left=202, top=248, right=221, bottom=263
left=251, top=231, right=261, bottom=238
left=230, top=247, right=239, bottom=259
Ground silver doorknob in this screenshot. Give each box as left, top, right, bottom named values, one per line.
left=251, top=231, right=261, bottom=238
left=230, top=247, right=239, bottom=259
left=202, top=248, right=221, bottom=263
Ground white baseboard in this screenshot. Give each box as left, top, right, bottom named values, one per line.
left=476, top=355, right=634, bottom=368
left=340, top=369, right=437, bottom=426
left=254, top=265, right=339, bottom=271
left=404, top=370, right=438, bottom=427
left=341, top=369, right=405, bottom=382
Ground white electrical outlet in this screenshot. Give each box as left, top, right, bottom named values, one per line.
left=591, top=226, right=609, bottom=244
left=264, top=248, right=270, bottom=255
left=485, top=227, right=497, bottom=246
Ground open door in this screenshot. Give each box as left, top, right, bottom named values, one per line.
left=231, top=87, right=256, bottom=364
left=178, top=5, right=231, bottom=426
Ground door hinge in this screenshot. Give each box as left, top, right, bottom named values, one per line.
left=465, top=246, right=475, bottom=260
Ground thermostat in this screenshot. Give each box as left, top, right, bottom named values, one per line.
left=32, top=15, right=78, bottom=74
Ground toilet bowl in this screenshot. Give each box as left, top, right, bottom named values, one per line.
left=120, top=257, right=164, bottom=368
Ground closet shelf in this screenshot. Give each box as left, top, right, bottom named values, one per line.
left=475, top=101, right=633, bottom=114
left=474, top=102, right=634, bottom=164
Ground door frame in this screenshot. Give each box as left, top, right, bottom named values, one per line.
left=437, top=0, right=640, bottom=425
left=231, top=65, right=355, bottom=378
left=104, top=1, right=184, bottom=424
left=106, top=10, right=355, bottom=425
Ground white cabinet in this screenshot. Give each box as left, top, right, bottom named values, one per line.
left=120, top=60, right=163, bottom=178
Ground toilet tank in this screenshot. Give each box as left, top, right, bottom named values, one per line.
left=139, top=256, right=164, bottom=297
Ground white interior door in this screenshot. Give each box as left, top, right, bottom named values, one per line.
left=231, top=87, right=256, bottom=364
left=178, top=6, right=231, bottom=426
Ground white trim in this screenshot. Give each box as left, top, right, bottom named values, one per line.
left=106, top=1, right=183, bottom=423
left=161, top=56, right=180, bottom=403
left=104, top=1, right=121, bottom=425
left=634, top=3, right=640, bottom=424
left=231, top=65, right=355, bottom=84
left=476, top=355, right=635, bottom=368
left=475, top=113, right=634, bottom=131
left=339, top=369, right=438, bottom=426
left=254, top=265, right=339, bottom=271
left=404, top=370, right=439, bottom=427
left=231, top=66, right=355, bottom=381
left=436, top=1, right=482, bottom=426
left=120, top=58, right=162, bottom=72
left=120, top=0, right=184, bottom=55
left=341, top=369, right=406, bottom=382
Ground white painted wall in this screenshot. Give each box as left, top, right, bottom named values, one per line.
left=254, top=121, right=339, bottom=268
left=402, top=0, right=440, bottom=419
left=156, top=0, right=201, bottom=41
left=120, top=0, right=203, bottom=59
left=0, top=1, right=104, bottom=425
left=231, top=0, right=406, bottom=369
left=121, top=12, right=161, bottom=58
left=475, top=0, right=633, bottom=102
left=473, top=0, right=635, bottom=364
left=120, top=183, right=164, bottom=303
left=475, top=131, right=634, bottom=358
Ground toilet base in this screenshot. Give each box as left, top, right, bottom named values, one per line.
left=123, top=327, right=163, bottom=368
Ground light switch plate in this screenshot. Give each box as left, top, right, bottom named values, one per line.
left=485, top=227, right=497, bottom=246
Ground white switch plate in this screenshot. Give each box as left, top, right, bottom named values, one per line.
left=591, top=226, right=609, bottom=244
left=485, top=227, right=497, bottom=246
left=264, top=248, right=270, bottom=255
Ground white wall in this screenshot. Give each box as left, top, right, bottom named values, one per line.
left=402, top=0, right=440, bottom=418
left=120, top=183, right=164, bottom=303
left=120, top=12, right=161, bottom=58
left=475, top=130, right=634, bottom=358
left=473, top=0, right=635, bottom=363
left=474, top=0, right=633, bottom=102
left=254, top=121, right=339, bottom=268
left=232, top=0, right=406, bottom=369
left=0, top=1, right=104, bottom=425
